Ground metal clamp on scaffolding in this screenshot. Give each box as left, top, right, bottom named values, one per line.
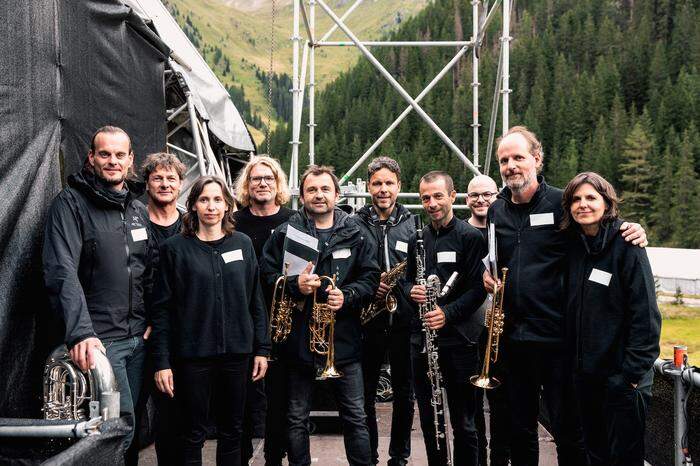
left=654, top=346, right=699, bottom=466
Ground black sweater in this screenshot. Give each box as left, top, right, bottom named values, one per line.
left=404, top=216, right=488, bottom=346
left=565, top=219, right=661, bottom=385
left=261, top=208, right=380, bottom=366
left=150, top=232, right=271, bottom=370
left=486, top=177, right=569, bottom=343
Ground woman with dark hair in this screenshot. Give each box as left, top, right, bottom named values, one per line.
left=151, top=175, right=271, bottom=466
left=561, top=172, right=661, bottom=466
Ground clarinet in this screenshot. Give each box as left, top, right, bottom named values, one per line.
left=414, top=217, right=452, bottom=464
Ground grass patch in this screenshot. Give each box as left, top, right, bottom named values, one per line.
left=659, top=303, right=700, bottom=359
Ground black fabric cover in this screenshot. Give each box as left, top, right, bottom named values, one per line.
left=0, top=0, right=168, bottom=423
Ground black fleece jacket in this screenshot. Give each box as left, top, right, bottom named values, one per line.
left=150, top=233, right=271, bottom=370
left=351, top=203, right=415, bottom=329
left=404, top=216, right=488, bottom=346
left=43, top=169, right=156, bottom=348
left=486, top=177, right=569, bottom=344
left=565, top=219, right=661, bottom=385
left=260, top=208, right=380, bottom=366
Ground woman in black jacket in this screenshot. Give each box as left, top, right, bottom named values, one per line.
left=561, top=172, right=661, bottom=466
left=151, top=175, right=271, bottom=466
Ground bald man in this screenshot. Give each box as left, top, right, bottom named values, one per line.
left=466, top=175, right=499, bottom=233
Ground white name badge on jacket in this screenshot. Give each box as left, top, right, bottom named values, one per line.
left=222, top=249, right=243, bottom=263
left=437, top=251, right=457, bottom=263
left=395, top=240, right=408, bottom=253
left=332, top=248, right=352, bottom=259
left=530, top=212, right=554, bottom=226
left=130, top=228, right=148, bottom=242
left=588, top=268, right=612, bottom=286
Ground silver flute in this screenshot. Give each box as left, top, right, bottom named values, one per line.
left=414, top=217, right=452, bottom=464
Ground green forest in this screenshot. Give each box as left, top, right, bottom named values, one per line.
left=266, top=0, right=700, bottom=248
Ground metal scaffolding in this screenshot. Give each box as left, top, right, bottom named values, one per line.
left=288, top=0, right=513, bottom=207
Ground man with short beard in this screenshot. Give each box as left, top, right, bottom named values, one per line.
left=466, top=174, right=511, bottom=466
left=353, top=157, right=415, bottom=466
left=233, top=155, right=293, bottom=466
left=141, top=152, right=186, bottom=465
left=43, top=126, right=156, bottom=459
left=483, top=126, right=648, bottom=466
left=261, top=165, right=379, bottom=466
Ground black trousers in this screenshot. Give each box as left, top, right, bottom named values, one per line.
left=362, top=324, right=414, bottom=466
left=474, top=331, right=511, bottom=466
left=412, top=342, right=480, bottom=466
left=241, top=377, right=267, bottom=464
left=263, top=359, right=289, bottom=465
left=176, top=354, right=250, bottom=466
left=505, top=340, right=587, bottom=466
left=574, top=370, right=653, bottom=466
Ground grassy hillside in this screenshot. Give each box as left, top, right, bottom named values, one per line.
left=164, top=0, right=428, bottom=141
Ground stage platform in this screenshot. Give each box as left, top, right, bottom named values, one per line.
left=138, top=401, right=559, bottom=465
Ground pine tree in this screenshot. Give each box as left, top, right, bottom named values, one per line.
left=620, top=122, right=655, bottom=225
left=670, top=132, right=700, bottom=247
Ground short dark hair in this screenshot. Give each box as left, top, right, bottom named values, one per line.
left=420, top=170, right=454, bottom=193
left=90, top=126, right=132, bottom=153
left=182, top=176, right=236, bottom=237
left=141, top=152, right=187, bottom=181
left=300, top=165, right=340, bottom=194
left=560, top=172, right=620, bottom=231
left=367, top=156, right=401, bottom=181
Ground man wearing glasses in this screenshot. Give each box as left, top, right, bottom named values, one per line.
left=466, top=175, right=512, bottom=466
left=233, top=155, right=294, bottom=466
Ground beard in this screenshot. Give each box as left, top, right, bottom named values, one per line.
left=95, top=170, right=127, bottom=186
left=504, top=170, right=535, bottom=193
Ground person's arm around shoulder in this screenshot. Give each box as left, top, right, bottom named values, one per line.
left=43, top=193, right=104, bottom=372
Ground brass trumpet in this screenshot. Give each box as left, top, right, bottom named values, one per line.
left=270, top=262, right=295, bottom=344
left=309, top=274, right=342, bottom=380
left=470, top=267, right=508, bottom=389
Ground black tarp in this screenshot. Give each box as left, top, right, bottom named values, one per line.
left=0, top=0, right=168, bottom=424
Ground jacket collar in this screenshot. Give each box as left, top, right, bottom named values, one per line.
left=498, top=175, right=548, bottom=207
left=357, top=202, right=411, bottom=227
left=68, top=168, right=145, bottom=209
left=289, top=206, right=358, bottom=240
left=427, top=214, right=457, bottom=235
left=578, top=218, right=623, bottom=255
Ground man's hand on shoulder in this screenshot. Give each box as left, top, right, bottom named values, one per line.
left=620, top=222, right=648, bottom=248
left=69, top=337, right=105, bottom=372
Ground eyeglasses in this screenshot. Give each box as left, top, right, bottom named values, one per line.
left=467, top=191, right=497, bottom=201
left=249, top=176, right=275, bottom=185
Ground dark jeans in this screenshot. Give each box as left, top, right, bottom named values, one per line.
left=574, top=370, right=653, bottom=466
left=362, top=325, right=414, bottom=466
left=241, top=377, right=267, bottom=463
left=105, top=335, right=146, bottom=451
left=412, top=342, right=480, bottom=466
left=175, top=353, right=251, bottom=466
left=475, top=331, right=511, bottom=466
left=287, top=361, right=370, bottom=466
left=264, top=360, right=289, bottom=465
left=505, top=340, right=587, bottom=466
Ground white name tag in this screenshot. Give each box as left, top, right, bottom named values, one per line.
left=395, top=240, right=408, bottom=253
left=530, top=212, right=554, bottom=226
left=588, top=268, right=612, bottom=286
left=222, top=249, right=243, bottom=263
left=332, top=248, right=352, bottom=259
left=437, top=251, right=457, bottom=263
left=130, top=228, right=148, bottom=242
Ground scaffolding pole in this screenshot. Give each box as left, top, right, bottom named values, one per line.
left=501, top=0, right=512, bottom=134
left=290, top=0, right=302, bottom=207
left=309, top=0, right=317, bottom=166
left=186, top=92, right=207, bottom=176
left=472, top=0, right=481, bottom=168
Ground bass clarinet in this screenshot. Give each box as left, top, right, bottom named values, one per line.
left=414, top=216, right=452, bottom=464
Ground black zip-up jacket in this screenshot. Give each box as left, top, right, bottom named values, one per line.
left=565, top=219, right=661, bottom=385
left=43, top=169, right=155, bottom=348
left=150, top=233, right=271, bottom=370
left=403, top=216, right=487, bottom=346
left=260, top=208, right=380, bottom=366
left=351, top=203, right=415, bottom=329
left=486, top=177, right=568, bottom=344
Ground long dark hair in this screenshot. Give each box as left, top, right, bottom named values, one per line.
left=560, top=171, right=620, bottom=231
left=182, top=176, right=236, bottom=237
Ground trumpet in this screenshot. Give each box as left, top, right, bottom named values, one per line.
left=270, top=262, right=295, bottom=344
left=470, top=267, right=508, bottom=389
left=309, top=274, right=342, bottom=380
left=360, top=260, right=407, bottom=325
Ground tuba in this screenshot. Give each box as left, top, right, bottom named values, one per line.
left=43, top=345, right=120, bottom=421
left=360, top=260, right=407, bottom=325
left=270, top=262, right=296, bottom=344
left=309, top=274, right=342, bottom=380
left=470, top=267, right=508, bottom=389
